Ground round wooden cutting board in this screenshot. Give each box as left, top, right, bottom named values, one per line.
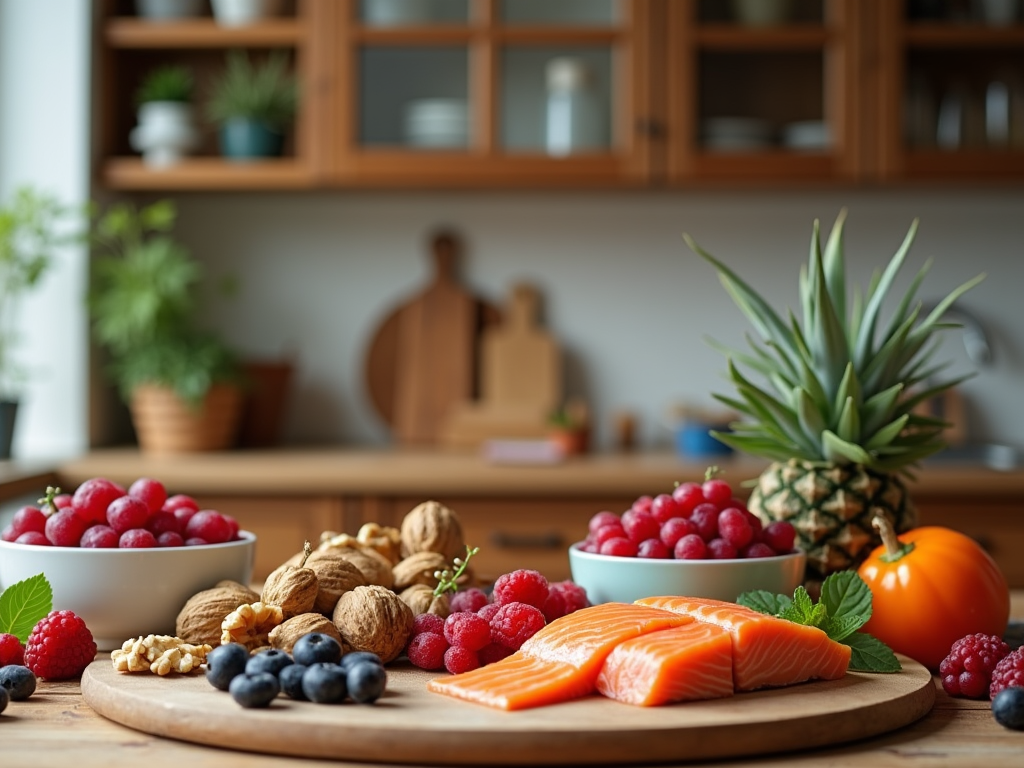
left=82, top=658, right=935, bottom=765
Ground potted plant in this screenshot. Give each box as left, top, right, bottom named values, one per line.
left=135, top=0, right=205, bottom=22
left=130, top=65, right=200, bottom=168
left=0, top=186, right=74, bottom=459
left=206, top=50, right=298, bottom=160
left=211, top=0, right=283, bottom=27
left=89, top=199, right=244, bottom=454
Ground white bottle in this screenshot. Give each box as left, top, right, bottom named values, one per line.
left=545, top=58, right=604, bottom=157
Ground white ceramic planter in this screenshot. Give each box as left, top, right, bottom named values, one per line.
left=136, top=0, right=205, bottom=21
left=130, top=101, right=199, bottom=168
left=211, top=0, right=283, bottom=27
left=364, top=0, right=431, bottom=26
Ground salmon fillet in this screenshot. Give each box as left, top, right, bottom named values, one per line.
left=635, top=596, right=851, bottom=691
left=427, top=602, right=691, bottom=710
left=595, top=621, right=734, bottom=706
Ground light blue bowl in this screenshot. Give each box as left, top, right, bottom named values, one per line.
left=674, top=423, right=733, bottom=459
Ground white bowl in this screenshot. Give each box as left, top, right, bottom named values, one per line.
left=568, top=542, right=805, bottom=605
left=0, top=532, right=256, bottom=651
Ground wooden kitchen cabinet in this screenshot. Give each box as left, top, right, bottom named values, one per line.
left=94, top=0, right=1024, bottom=189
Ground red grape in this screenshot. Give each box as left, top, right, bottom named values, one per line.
left=128, top=477, right=167, bottom=515
left=44, top=509, right=87, bottom=546
left=637, top=538, right=670, bottom=559
left=702, top=478, right=733, bottom=507
left=106, top=496, right=150, bottom=535
left=72, top=477, right=125, bottom=525
left=674, top=534, right=707, bottom=560
left=707, top=537, right=739, bottom=559
left=761, top=520, right=797, bottom=553
left=81, top=525, right=119, bottom=548
left=649, top=493, right=680, bottom=524
left=599, top=537, right=638, bottom=557
left=671, top=482, right=705, bottom=516
left=690, top=503, right=720, bottom=542
left=718, top=507, right=754, bottom=549
left=185, top=510, right=232, bottom=544
left=631, top=495, right=654, bottom=514
left=587, top=510, right=620, bottom=534
left=119, top=528, right=158, bottom=548
left=659, top=517, right=697, bottom=549
left=621, top=509, right=659, bottom=543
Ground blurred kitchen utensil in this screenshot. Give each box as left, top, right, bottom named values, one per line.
left=364, top=231, right=500, bottom=444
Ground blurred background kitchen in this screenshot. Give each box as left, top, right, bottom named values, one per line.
left=1, top=0, right=1022, bottom=462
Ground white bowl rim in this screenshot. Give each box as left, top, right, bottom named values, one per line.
left=0, top=529, right=256, bottom=553
left=569, top=540, right=805, bottom=566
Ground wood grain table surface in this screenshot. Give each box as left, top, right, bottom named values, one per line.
left=5, top=595, right=1024, bottom=768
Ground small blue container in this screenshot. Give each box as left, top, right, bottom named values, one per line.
left=674, top=422, right=733, bottom=459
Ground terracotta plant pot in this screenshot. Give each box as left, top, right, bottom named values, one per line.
left=129, top=383, right=243, bottom=454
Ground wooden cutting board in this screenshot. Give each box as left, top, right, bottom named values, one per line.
left=364, top=231, right=500, bottom=444
left=82, top=658, right=934, bottom=765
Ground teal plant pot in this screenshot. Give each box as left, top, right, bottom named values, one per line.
left=0, top=400, right=18, bottom=460
left=219, top=119, right=284, bottom=160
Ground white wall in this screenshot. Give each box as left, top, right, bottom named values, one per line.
left=174, top=188, right=1024, bottom=452
left=0, top=0, right=91, bottom=460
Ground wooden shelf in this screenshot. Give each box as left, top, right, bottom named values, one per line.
left=904, top=23, right=1024, bottom=48
left=694, top=25, right=830, bottom=50
left=101, top=157, right=314, bottom=190
left=104, top=18, right=304, bottom=48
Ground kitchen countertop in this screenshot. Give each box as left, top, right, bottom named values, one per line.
left=39, top=447, right=1024, bottom=498
left=6, top=594, right=1024, bottom=767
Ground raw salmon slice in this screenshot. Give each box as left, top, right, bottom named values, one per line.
left=636, top=596, right=850, bottom=691
left=427, top=602, right=691, bottom=710
left=595, top=621, right=734, bottom=706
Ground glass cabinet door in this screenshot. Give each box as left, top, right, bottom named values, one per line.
left=334, top=0, right=655, bottom=186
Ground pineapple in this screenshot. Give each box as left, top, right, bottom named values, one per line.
left=685, top=210, right=985, bottom=584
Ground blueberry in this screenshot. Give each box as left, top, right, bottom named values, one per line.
left=992, top=686, right=1024, bottom=730
left=205, top=643, right=250, bottom=691
left=245, top=648, right=293, bottom=677
left=339, top=651, right=383, bottom=672
left=279, top=663, right=309, bottom=700
left=0, top=665, right=36, bottom=701
left=0, top=684, right=8, bottom=715
left=346, top=661, right=387, bottom=704
left=229, top=672, right=280, bottom=708
left=301, top=662, right=348, bottom=704
left=292, top=633, right=343, bottom=666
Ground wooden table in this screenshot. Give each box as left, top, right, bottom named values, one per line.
left=7, top=595, right=1024, bottom=768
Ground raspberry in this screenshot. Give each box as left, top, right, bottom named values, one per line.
left=990, top=647, right=1024, bottom=699
left=939, top=633, right=1010, bottom=698
left=477, top=602, right=501, bottom=622
left=478, top=642, right=514, bottom=666
left=443, top=611, right=491, bottom=652
left=762, top=520, right=796, bottom=553
left=0, top=633, right=25, bottom=666
left=412, top=613, right=445, bottom=637
left=489, top=602, right=546, bottom=651
left=443, top=645, right=479, bottom=675
left=548, top=580, right=589, bottom=614
left=184, top=510, right=232, bottom=544
left=449, top=587, right=489, bottom=614
left=542, top=589, right=568, bottom=622
left=406, top=632, right=448, bottom=670
left=24, top=610, right=97, bottom=680
left=72, top=477, right=125, bottom=525
left=80, top=525, right=119, bottom=548
left=44, top=508, right=87, bottom=546
left=492, top=569, right=549, bottom=609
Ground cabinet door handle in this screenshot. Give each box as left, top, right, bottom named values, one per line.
left=490, top=531, right=565, bottom=550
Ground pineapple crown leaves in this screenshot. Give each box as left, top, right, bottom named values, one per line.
left=685, top=210, right=985, bottom=472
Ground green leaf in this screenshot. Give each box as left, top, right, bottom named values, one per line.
left=0, top=572, right=53, bottom=642
left=826, top=613, right=867, bottom=642
left=819, top=571, right=874, bottom=624
left=737, top=589, right=792, bottom=615
left=780, top=586, right=816, bottom=624
left=845, top=632, right=902, bottom=673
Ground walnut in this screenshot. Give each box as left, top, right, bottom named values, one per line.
left=112, top=635, right=211, bottom=676
left=261, top=543, right=319, bottom=619
left=332, top=585, right=414, bottom=664
left=305, top=550, right=368, bottom=615
left=392, top=551, right=448, bottom=591
left=221, top=602, right=284, bottom=651
left=400, top=500, right=465, bottom=561
left=398, top=584, right=451, bottom=619
left=176, top=581, right=260, bottom=648
left=325, top=546, right=395, bottom=590
left=269, top=612, right=346, bottom=655
left=356, top=522, right=402, bottom=565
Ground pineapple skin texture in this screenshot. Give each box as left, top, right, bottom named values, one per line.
left=748, top=458, right=917, bottom=585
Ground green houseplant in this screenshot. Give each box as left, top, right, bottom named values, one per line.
left=89, top=199, right=243, bottom=453
left=0, top=186, right=74, bottom=459
left=206, top=50, right=298, bottom=160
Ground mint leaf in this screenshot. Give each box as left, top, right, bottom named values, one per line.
left=737, top=589, right=792, bottom=615
left=0, top=573, right=53, bottom=643
left=779, top=586, right=816, bottom=624
left=845, top=632, right=902, bottom=673
left=826, top=613, right=867, bottom=642
left=819, top=571, right=873, bottom=624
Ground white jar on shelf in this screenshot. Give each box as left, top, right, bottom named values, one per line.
left=545, top=57, right=604, bottom=157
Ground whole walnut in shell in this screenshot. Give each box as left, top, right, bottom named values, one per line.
left=261, top=546, right=319, bottom=619
left=305, top=550, right=369, bottom=614
left=269, top=612, right=346, bottom=655
left=333, top=585, right=413, bottom=664
left=400, top=500, right=465, bottom=561
left=392, top=551, right=448, bottom=591
left=398, top=584, right=450, bottom=618
left=176, top=581, right=260, bottom=648
left=327, top=546, right=395, bottom=590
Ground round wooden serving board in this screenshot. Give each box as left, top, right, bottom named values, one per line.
left=82, top=657, right=935, bottom=765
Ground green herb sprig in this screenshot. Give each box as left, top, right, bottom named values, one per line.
left=0, top=573, right=53, bottom=643
left=433, top=546, right=479, bottom=598
left=738, top=571, right=901, bottom=673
